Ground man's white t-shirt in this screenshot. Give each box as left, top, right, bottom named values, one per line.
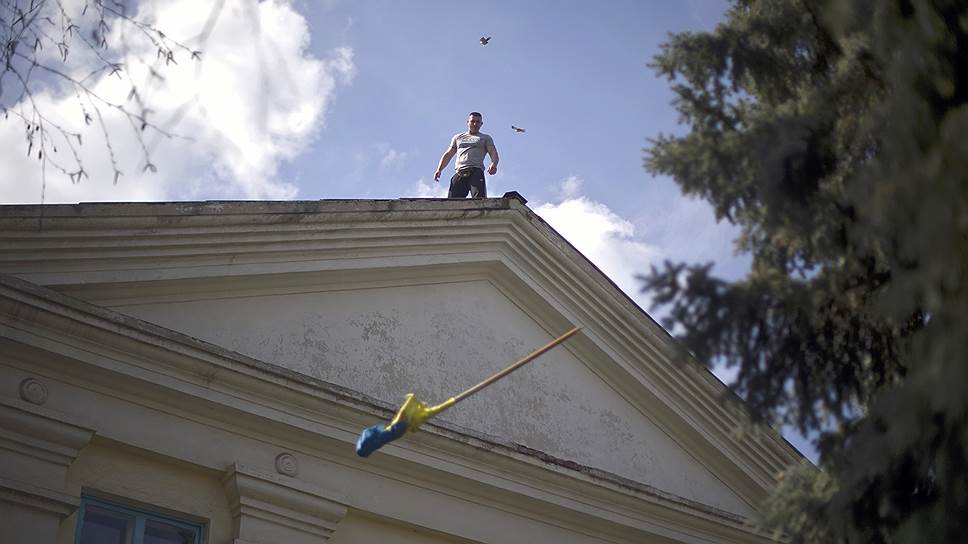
left=449, top=131, right=494, bottom=171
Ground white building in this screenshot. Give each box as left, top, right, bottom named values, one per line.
left=0, top=196, right=803, bottom=543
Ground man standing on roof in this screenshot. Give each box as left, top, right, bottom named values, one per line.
left=434, top=112, right=499, bottom=198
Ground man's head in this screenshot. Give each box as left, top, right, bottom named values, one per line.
left=466, top=112, right=483, bottom=134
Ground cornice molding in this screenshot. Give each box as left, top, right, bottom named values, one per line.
left=0, top=395, right=94, bottom=526
left=0, top=397, right=95, bottom=461
left=222, top=463, right=346, bottom=543
left=0, top=476, right=80, bottom=517
left=499, top=211, right=798, bottom=492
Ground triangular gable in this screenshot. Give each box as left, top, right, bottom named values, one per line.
left=0, top=198, right=802, bottom=518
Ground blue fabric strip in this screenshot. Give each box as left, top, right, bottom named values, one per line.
left=355, top=421, right=409, bottom=457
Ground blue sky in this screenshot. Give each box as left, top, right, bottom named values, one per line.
left=0, top=0, right=816, bottom=462
left=289, top=1, right=750, bottom=263
left=286, top=0, right=752, bottom=305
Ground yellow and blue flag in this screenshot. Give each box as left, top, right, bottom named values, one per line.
left=355, top=326, right=581, bottom=457
left=355, top=393, right=455, bottom=457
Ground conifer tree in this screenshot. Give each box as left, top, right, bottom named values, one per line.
left=644, top=1, right=967, bottom=541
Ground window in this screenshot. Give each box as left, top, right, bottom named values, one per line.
left=75, top=496, right=204, bottom=544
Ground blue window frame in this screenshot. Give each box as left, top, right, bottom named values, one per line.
left=75, top=496, right=204, bottom=544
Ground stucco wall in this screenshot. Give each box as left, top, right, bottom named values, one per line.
left=114, top=279, right=753, bottom=516
left=330, top=511, right=475, bottom=544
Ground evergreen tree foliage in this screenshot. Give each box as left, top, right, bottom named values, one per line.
left=643, top=1, right=967, bottom=541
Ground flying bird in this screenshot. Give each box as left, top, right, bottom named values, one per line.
left=511, top=125, right=526, bottom=133
left=480, top=36, right=491, bottom=46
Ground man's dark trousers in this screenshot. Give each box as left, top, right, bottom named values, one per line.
left=448, top=167, right=486, bottom=198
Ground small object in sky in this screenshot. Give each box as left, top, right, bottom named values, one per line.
left=480, top=36, right=491, bottom=46
left=511, top=125, right=526, bottom=133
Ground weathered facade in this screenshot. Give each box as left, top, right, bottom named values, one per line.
left=0, top=196, right=803, bottom=543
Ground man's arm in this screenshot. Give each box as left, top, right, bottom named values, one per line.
left=434, top=148, right=457, bottom=182
left=486, top=142, right=499, bottom=175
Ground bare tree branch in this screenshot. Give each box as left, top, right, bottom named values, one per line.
left=1, top=0, right=205, bottom=202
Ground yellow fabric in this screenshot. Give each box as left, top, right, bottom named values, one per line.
left=387, top=393, right=456, bottom=432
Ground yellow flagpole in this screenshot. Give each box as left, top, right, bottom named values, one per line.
left=397, top=327, right=580, bottom=428
left=435, top=326, right=582, bottom=413
left=356, top=326, right=582, bottom=456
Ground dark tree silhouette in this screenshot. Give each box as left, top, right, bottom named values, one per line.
left=644, top=0, right=967, bottom=542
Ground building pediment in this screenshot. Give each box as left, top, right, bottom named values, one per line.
left=0, top=198, right=802, bottom=519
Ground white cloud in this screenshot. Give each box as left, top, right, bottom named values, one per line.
left=409, top=178, right=448, bottom=198
left=560, top=175, right=583, bottom=198
left=534, top=180, right=659, bottom=309
left=533, top=176, right=748, bottom=315
left=0, top=0, right=353, bottom=204
left=534, top=176, right=755, bottom=388
left=378, top=145, right=407, bottom=170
